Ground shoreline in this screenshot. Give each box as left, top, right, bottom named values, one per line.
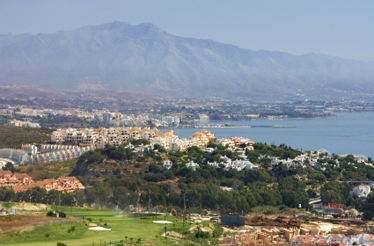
left=159, top=115, right=337, bottom=129
left=160, top=125, right=296, bottom=129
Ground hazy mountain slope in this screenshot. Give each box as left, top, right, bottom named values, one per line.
left=0, top=21, right=373, bottom=99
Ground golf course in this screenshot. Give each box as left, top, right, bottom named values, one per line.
left=0, top=205, right=192, bottom=246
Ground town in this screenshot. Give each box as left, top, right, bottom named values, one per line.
left=3, top=97, right=374, bottom=130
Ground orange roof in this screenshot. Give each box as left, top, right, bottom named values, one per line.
left=330, top=234, right=344, bottom=239
left=0, top=170, right=12, bottom=177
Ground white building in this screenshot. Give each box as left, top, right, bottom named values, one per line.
left=162, top=160, right=173, bottom=170
left=350, top=185, right=371, bottom=198
left=317, top=148, right=331, bottom=158
left=186, top=161, right=199, bottom=171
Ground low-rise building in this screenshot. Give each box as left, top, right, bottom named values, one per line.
left=162, top=160, right=173, bottom=170
left=12, top=176, right=84, bottom=193
left=0, top=171, right=33, bottom=186
left=186, top=161, right=199, bottom=171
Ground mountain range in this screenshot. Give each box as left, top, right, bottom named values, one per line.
left=0, top=21, right=373, bottom=99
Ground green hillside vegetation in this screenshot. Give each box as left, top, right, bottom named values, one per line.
left=2, top=141, right=374, bottom=218
left=15, top=159, right=76, bottom=181
left=0, top=125, right=53, bottom=149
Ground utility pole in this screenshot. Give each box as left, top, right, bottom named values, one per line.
left=183, top=194, right=186, bottom=227
left=190, top=197, right=193, bottom=226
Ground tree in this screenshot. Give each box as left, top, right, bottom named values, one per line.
left=260, top=157, right=271, bottom=169
left=307, top=189, right=317, bottom=198
left=246, top=151, right=260, bottom=163
left=363, top=211, right=374, bottom=221
left=154, top=144, right=166, bottom=153
left=30, top=187, right=48, bottom=203
left=281, top=190, right=299, bottom=207
left=244, top=169, right=271, bottom=184
left=278, top=177, right=298, bottom=191
left=239, top=143, right=247, bottom=148
left=62, top=192, right=75, bottom=207
left=2, top=162, right=15, bottom=172
left=73, top=189, right=86, bottom=207
left=311, top=171, right=326, bottom=182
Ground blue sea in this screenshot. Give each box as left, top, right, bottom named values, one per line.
left=161, top=112, right=374, bottom=158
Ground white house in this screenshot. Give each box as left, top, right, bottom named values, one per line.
left=162, top=160, right=173, bottom=170
left=350, top=185, right=371, bottom=198
left=186, top=161, right=199, bottom=171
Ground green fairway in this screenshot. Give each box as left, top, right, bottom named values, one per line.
left=0, top=207, right=189, bottom=246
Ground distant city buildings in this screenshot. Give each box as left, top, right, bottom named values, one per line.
left=8, top=120, right=40, bottom=128
left=161, top=116, right=180, bottom=126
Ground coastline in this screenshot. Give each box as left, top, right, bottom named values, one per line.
left=159, top=112, right=374, bottom=157
left=159, top=115, right=337, bottom=130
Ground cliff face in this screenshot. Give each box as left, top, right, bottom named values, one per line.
left=69, top=159, right=95, bottom=177
left=69, top=151, right=140, bottom=177
left=69, top=151, right=105, bottom=177
left=1, top=21, right=374, bottom=99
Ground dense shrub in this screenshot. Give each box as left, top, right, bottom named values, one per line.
left=59, top=211, right=67, bottom=218
left=46, top=211, right=56, bottom=217
left=195, top=230, right=210, bottom=238
left=213, top=226, right=223, bottom=238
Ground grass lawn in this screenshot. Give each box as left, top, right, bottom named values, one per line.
left=1, top=206, right=190, bottom=246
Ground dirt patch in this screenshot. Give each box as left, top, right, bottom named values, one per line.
left=0, top=202, right=50, bottom=212
left=156, top=178, right=181, bottom=193
left=15, top=203, right=49, bottom=211
left=0, top=213, right=82, bottom=233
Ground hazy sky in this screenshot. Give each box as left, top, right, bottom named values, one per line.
left=1, top=0, right=373, bottom=61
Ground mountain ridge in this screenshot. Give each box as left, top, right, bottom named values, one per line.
left=0, top=21, right=373, bottom=99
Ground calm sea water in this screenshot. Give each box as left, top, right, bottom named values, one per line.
left=161, top=113, right=374, bottom=158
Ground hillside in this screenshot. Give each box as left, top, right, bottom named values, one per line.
left=2, top=140, right=374, bottom=221
left=15, top=159, right=76, bottom=181
left=0, top=125, right=53, bottom=149
left=1, top=22, right=374, bottom=99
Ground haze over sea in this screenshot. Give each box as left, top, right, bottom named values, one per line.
left=163, top=112, right=374, bottom=158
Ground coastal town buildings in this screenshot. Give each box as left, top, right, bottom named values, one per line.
left=12, top=176, right=85, bottom=193
left=51, top=127, right=160, bottom=147
left=0, top=144, right=95, bottom=166
left=0, top=171, right=84, bottom=193
left=51, top=127, right=219, bottom=153
left=8, top=120, right=41, bottom=128
left=0, top=171, right=32, bottom=186
left=0, top=149, right=29, bottom=165
left=218, top=227, right=374, bottom=246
